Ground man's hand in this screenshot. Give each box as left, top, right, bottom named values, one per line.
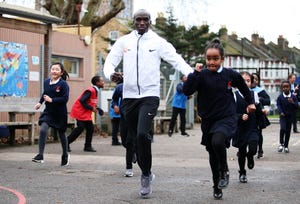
left=110, top=72, right=123, bottom=83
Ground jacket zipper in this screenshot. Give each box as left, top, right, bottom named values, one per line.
left=136, top=35, right=143, bottom=95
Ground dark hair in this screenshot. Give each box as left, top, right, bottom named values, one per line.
left=133, top=9, right=151, bottom=20
left=205, top=38, right=225, bottom=57
left=51, top=62, right=69, bottom=80
left=180, top=75, right=186, bottom=80
left=288, top=73, right=296, bottom=80
left=281, top=80, right=290, bottom=88
left=252, top=73, right=261, bottom=86
left=240, top=71, right=253, bottom=83
left=91, top=75, right=101, bottom=85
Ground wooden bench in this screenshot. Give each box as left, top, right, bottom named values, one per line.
left=0, top=97, right=41, bottom=145
left=153, top=116, right=171, bottom=134
left=153, top=99, right=172, bottom=134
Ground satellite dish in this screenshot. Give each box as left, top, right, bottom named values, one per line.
left=84, top=35, right=91, bottom=46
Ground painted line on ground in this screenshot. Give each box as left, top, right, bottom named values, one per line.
left=0, top=185, right=26, bottom=204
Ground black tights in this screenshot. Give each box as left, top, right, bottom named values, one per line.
left=238, top=141, right=257, bottom=173
left=206, top=132, right=228, bottom=185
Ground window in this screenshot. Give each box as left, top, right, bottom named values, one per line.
left=109, top=31, right=119, bottom=41
left=108, top=31, right=119, bottom=50
left=51, top=56, right=80, bottom=78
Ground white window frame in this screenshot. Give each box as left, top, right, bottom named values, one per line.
left=51, top=56, right=80, bottom=78
left=108, top=31, right=119, bottom=50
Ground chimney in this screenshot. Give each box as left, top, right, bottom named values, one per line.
left=277, top=35, right=289, bottom=50
left=251, top=33, right=259, bottom=46
left=259, top=37, right=265, bottom=45
left=231, top=32, right=238, bottom=40
left=219, top=25, right=228, bottom=41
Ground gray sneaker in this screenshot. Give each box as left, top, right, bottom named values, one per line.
left=124, top=169, right=133, bottom=177
left=140, top=173, right=155, bottom=198
left=278, top=145, right=284, bottom=152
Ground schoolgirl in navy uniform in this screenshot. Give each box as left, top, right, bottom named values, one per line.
left=183, top=38, right=256, bottom=200
left=251, top=73, right=271, bottom=158
left=277, top=80, right=299, bottom=153
left=32, top=62, right=70, bottom=166
left=233, top=71, right=263, bottom=183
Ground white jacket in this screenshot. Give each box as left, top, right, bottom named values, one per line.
left=104, top=29, right=193, bottom=99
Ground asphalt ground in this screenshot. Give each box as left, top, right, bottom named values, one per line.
left=0, top=122, right=300, bottom=204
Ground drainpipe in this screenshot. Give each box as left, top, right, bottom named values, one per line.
left=75, top=3, right=82, bottom=35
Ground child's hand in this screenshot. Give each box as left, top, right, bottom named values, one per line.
left=246, top=104, right=256, bottom=113
left=113, top=106, right=120, bottom=114
left=242, top=113, right=249, bottom=121
left=92, top=106, right=98, bottom=113
left=96, top=107, right=104, bottom=116
left=34, top=103, right=41, bottom=110
left=43, top=95, right=52, bottom=103
left=288, top=97, right=294, bottom=103
left=194, top=63, right=203, bottom=72
left=262, top=109, right=268, bottom=115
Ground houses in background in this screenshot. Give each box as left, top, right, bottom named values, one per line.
left=219, top=27, right=300, bottom=109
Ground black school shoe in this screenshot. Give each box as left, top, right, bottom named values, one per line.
left=247, top=155, right=254, bottom=169
left=112, top=141, right=121, bottom=146
left=239, top=170, right=247, bottom=183
left=181, top=132, right=190, bottom=137
left=257, top=151, right=263, bottom=159
left=84, top=147, right=97, bottom=152
left=213, top=186, right=223, bottom=200
left=218, top=171, right=229, bottom=189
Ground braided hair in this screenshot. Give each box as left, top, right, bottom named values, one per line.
left=205, top=38, right=225, bottom=57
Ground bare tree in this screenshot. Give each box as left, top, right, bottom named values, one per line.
left=43, top=0, right=125, bottom=31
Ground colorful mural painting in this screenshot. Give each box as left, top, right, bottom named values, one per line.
left=0, top=41, right=28, bottom=96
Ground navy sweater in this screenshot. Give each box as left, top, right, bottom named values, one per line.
left=183, top=68, right=254, bottom=120
left=277, top=93, right=298, bottom=117
left=38, top=78, right=69, bottom=131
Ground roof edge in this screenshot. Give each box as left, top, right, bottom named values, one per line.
left=0, top=3, right=64, bottom=24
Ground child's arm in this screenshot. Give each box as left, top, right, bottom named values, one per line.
left=183, top=71, right=200, bottom=96
left=277, top=96, right=285, bottom=116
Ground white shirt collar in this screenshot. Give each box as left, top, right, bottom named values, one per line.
left=93, top=85, right=99, bottom=92
left=217, top=66, right=223, bottom=73
left=50, top=77, right=60, bottom=85
left=283, top=92, right=291, bottom=98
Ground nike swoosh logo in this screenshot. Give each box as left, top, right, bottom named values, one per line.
left=149, top=49, right=156, bottom=52
left=147, top=113, right=153, bottom=116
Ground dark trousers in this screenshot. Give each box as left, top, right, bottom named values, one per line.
left=122, top=97, right=159, bottom=176
left=257, top=129, right=263, bottom=153
left=39, top=122, right=68, bottom=156
left=238, top=141, right=257, bottom=173
left=120, top=115, right=135, bottom=169
left=206, top=132, right=228, bottom=186
left=111, top=117, right=120, bottom=144
left=67, top=120, right=94, bottom=148
left=279, top=116, right=292, bottom=147
left=169, top=107, right=186, bottom=134
left=292, top=111, right=298, bottom=131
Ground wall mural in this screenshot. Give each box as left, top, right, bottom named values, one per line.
left=0, top=41, right=28, bottom=96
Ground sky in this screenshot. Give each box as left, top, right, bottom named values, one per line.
left=134, top=0, right=300, bottom=48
